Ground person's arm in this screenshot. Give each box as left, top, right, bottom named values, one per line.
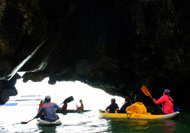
left=105, top=105, right=110, bottom=113
left=62, top=102, right=67, bottom=111
left=34, top=107, right=44, bottom=119
left=81, top=103, right=84, bottom=110
left=115, top=104, right=119, bottom=113
left=118, top=105, right=124, bottom=113
left=153, top=96, right=165, bottom=105
left=54, top=103, right=62, bottom=111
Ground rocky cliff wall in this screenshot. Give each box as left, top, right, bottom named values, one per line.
left=0, top=0, right=189, bottom=105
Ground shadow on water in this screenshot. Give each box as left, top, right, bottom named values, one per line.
left=38, top=125, right=56, bottom=133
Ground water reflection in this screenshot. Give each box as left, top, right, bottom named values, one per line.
left=107, top=119, right=150, bottom=132
left=160, top=120, right=176, bottom=132
left=38, top=125, right=56, bottom=133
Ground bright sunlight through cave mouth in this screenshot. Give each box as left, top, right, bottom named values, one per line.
left=13, top=72, right=124, bottom=112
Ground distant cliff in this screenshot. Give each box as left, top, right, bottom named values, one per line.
left=0, top=0, right=189, bottom=105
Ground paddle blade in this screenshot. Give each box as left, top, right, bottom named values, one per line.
left=141, top=85, right=151, bottom=97
left=64, top=96, right=74, bottom=103
left=21, top=121, right=28, bottom=124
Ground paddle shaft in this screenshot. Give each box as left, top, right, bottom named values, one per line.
left=21, top=118, right=35, bottom=124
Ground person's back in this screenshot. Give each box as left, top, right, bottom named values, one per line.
left=126, top=95, right=147, bottom=114
left=35, top=95, right=62, bottom=122
left=106, top=98, right=119, bottom=113
left=118, top=96, right=132, bottom=113
left=76, top=99, right=84, bottom=111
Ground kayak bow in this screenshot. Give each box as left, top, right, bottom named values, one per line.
left=37, top=119, right=62, bottom=125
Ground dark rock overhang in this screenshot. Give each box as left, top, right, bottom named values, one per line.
left=0, top=0, right=190, bottom=105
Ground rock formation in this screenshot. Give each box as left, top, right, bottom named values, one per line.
left=0, top=0, right=189, bottom=105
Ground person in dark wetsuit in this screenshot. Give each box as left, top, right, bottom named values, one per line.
left=62, top=100, right=68, bottom=111
left=34, top=95, right=62, bottom=122
left=105, top=98, right=119, bottom=113
left=118, top=96, right=132, bottom=113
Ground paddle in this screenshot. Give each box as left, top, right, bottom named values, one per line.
left=59, top=96, right=74, bottom=105
left=21, top=118, right=35, bottom=124
left=141, top=85, right=162, bottom=110
left=63, top=96, right=74, bottom=103
left=141, top=85, right=153, bottom=99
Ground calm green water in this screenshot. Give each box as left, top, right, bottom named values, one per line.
left=0, top=106, right=189, bottom=133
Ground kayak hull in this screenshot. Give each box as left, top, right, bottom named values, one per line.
left=99, top=110, right=180, bottom=120
left=37, top=119, right=62, bottom=125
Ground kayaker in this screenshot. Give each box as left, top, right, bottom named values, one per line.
left=62, top=100, right=68, bottom=111
left=34, top=95, right=62, bottom=122
left=105, top=98, right=119, bottom=113
left=152, top=89, right=174, bottom=114
left=76, top=99, right=84, bottom=111
left=118, top=96, right=132, bottom=113
left=38, top=99, right=46, bottom=119
left=126, top=95, right=147, bottom=114
left=61, top=96, right=74, bottom=111
left=38, top=100, right=46, bottom=111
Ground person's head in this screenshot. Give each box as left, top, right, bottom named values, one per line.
left=163, top=89, right=171, bottom=96
left=45, top=95, right=51, bottom=102
left=125, top=96, right=132, bottom=104
left=79, top=99, right=83, bottom=103
left=40, top=99, right=46, bottom=104
left=134, top=95, right=142, bottom=102
left=111, top=98, right=116, bottom=104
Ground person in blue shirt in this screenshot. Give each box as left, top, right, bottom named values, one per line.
left=34, top=95, right=62, bottom=122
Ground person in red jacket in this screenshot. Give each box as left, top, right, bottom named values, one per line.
left=38, top=100, right=46, bottom=111
left=153, top=89, right=174, bottom=114
left=38, top=100, right=46, bottom=119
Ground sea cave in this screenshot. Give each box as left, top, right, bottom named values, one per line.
left=0, top=0, right=190, bottom=105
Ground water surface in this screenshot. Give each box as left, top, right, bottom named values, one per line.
left=0, top=106, right=189, bottom=133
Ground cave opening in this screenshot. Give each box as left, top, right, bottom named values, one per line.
left=13, top=74, right=123, bottom=111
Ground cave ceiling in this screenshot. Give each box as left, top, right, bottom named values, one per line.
left=0, top=0, right=190, bottom=105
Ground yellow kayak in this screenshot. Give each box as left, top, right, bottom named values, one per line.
left=99, top=110, right=180, bottom=120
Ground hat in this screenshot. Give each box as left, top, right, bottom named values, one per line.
left=45, top=95, right=51, bottom=100
left=164, top=89, right=171, bottom=94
